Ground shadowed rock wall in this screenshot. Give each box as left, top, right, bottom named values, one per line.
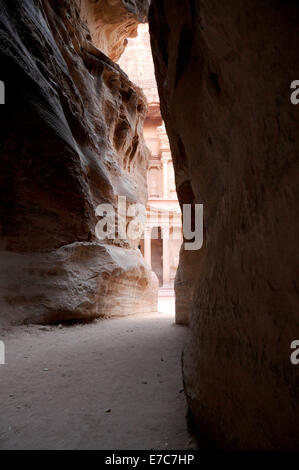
left=149, top=0, right=299, bottom=449
left=0, top=0, right=157, bottom=326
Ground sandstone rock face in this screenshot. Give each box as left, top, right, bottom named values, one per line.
left=150, top=0, right=299, bottom=449
left=0, top=0, right=157, bottom=326
left=79, top=0, right=150, bottom=62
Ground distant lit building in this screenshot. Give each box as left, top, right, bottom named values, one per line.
left=119, top=24, right=182, bottom=289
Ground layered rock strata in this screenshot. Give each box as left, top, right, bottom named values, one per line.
left=0, top=0, right=157, bottom=326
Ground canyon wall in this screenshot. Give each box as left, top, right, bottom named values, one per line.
left=149, top=0, right=299, bottom=448
left=79, top=0, right=150, bottom=61
left=0, top=0, right=157, bottom=327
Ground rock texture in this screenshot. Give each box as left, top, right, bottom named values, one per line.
left=79, top=0, right=150, bottom=62
left=150, top=0, right=299, bottom=449
left=0, top=0, right=157, bottom=326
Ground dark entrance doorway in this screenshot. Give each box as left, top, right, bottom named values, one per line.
left=151, top=227, right=163, bottom=286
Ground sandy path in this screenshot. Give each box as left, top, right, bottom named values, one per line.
left=0, top=313, right=190, bottom=450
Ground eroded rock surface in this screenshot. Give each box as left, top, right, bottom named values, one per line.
left=79, top=0, right=150, bottom=62
left=150, top=0, right=299, bottom=449
left=0, top=0, right=157, bottom=326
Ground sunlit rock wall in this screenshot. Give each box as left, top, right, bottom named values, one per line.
left=0, top=0, right=157, bottom=326
left=79, top=0, right=150, bottom=61
left=150, top=0, right=299, bottom=449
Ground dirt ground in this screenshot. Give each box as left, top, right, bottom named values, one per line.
left=0, top=312, right=192, bottom=450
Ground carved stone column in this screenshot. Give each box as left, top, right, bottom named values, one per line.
left=162, top=225, right=170, bottom=286
left=144, top=227, right=152, bottom=268
left=162, top=158, right=169, bottom=199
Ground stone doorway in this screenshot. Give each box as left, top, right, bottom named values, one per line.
left=151, top=227, right=163, bottom=286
